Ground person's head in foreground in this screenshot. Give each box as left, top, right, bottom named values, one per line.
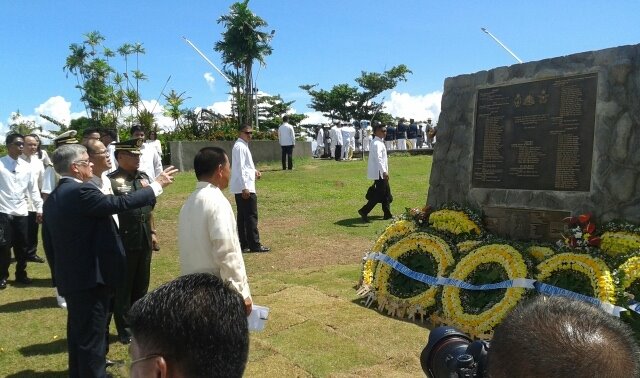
left=487, top=295, right=640, bottom=378
left=127, top=273, right=249, bottom=378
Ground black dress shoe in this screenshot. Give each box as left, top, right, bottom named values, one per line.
left=105, top=358, right=115, bottom=367
left=358, top=209, right=370, bottom=223
left=0, top=279, right=7, bottom=289
left=250, top=246, right=270, bottom=253
left=26, top=255, right=45, bottom=263
left=383, top=214, right=393, bottom=220
left=15, top=275, right=33, bottom=284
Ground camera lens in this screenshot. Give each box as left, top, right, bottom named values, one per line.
left=420, top=326, right=473, bottom=378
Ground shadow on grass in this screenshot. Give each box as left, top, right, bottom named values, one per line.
left=11, top=277, right=53, bottom=289
left=0, top=296, right=60, bottom=313
left=19, top=337, right=67, bottom=357
left=350, top=297, right=433, bottom=331
left=7, top=370, right=67, bottom=378
left=335, top=216, right=386, bottom=227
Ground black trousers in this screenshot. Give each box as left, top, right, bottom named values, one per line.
left=335, top=144, right=342, bottom=161
left=0, top=212, right=29, bottom=280
left=65, top=284, right=112, bottom=378
left=113, top=247, right=151, bottom=338
left=359, top=179, right=392, bottom=218
left=281, top=145, right=294, bottom=170
left=26, top=211, right=39, bottom=258
left=234, top=193, right=261, bottom=250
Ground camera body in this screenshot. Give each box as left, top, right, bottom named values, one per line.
left=420, top=326, right=490, bottom=378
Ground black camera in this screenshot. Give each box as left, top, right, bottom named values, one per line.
left=420, top=326, right=490, bottom=378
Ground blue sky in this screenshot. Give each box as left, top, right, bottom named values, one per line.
left=1, top=0, right=639, bottom=136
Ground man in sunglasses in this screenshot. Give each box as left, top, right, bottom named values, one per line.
left=0, top=133, right=43, bottom=289
left=230, top=125, right=270, bottom=253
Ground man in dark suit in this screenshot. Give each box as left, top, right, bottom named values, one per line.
left=42, top=144, right=177, bottom=378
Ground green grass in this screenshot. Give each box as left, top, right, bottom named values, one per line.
left=0, top=154, right=433, bottom=377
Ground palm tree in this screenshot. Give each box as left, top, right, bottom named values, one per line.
left=83, top=31, right=105, bottom=56
left=215, top=0, right=273, bottom=128
left=117, top=43, right=134, bottom=89
left=163, top=89, right=190, bottom=129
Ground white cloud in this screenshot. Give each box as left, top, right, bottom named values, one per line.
left=383, top=91, right=443, bottom=122
left=204, top=72, right=215, bottom=92
left=209, top=98, right=232, bottom=116
left=34, top=96, right=87, bottom=131
left=300, top=111, right=330, bottom=125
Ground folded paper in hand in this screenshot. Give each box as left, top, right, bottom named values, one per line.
left=248, top=304, right=269, bottom=332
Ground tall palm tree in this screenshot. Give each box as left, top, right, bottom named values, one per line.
left=215, top=0, right=273, bottom=128
left=117, top=43, right=134, bottom=89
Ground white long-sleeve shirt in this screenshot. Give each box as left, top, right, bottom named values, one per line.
left=316, top=128, right=325, bottom=147
left=20, top=154, right=45, bottom=212
left=139, top=144, right=163, bottom=180
left=230, top=138, right=256, bottom=194
left=278, top=122, right=296, bottom=146
left=0, top=155, right=43, bottom=215
left=178, top=182, right=251, bottom=299
left=367, top=136, right=388, bottom=180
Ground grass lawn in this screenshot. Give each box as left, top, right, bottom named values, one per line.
left=0, top=154, right=433, bottom=377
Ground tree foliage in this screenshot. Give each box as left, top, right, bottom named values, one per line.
left=63, top=31, right=161, bottom=132
left=300, top=65, right=412, bottom=123
left=214, top=0, right=274, bottom=128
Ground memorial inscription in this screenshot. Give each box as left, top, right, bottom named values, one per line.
left=483, top=206, right=569, bottom=242
left=472, top=73, right=597, bottom=191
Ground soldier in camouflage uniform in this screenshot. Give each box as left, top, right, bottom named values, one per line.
left=108, top=139, right=156, bottom=344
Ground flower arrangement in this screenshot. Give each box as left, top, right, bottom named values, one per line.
left=429, top=209, right=482, bottom=237
left=536, top=253, right=616, bottom=304
left=441, top=244, right=528, bottom=337
left=374, top=233, right=455, bottom=318
left=559, top=213, right=601, bottom=251
left=358, top=203, right=640, bottom=339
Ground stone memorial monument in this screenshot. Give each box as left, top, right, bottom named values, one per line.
left=427, top=43, right=640, bottom=241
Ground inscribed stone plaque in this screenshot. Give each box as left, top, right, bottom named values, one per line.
left=472, top=73, right=597, bottom=191
left=483, top=206, right=569, bottom=241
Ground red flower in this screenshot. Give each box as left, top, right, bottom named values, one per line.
left=578, top=213, right=591, bottom=224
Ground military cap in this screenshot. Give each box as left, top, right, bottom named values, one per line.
left=113, top=138, right=143, bottom=155
left=53, top=130, right=78, bottom=147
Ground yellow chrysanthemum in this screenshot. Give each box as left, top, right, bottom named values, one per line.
left=457, top=240, right=483, bottom=254
left=429, top=210, right=481, bottom=236
left=618, top=256, right=640, bottom=290
left=361, top=220, right=417, bottom=286
left=441, top=244, right=527, bottom=335
left=526, top=246, right=555, bottom=262
left=600, top=231, right=640, bottom=257
left=375, top=233, right=455, bottom=315
left=536, top=253, right=616, bottom=304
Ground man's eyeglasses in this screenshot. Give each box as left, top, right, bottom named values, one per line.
left=243, top=131, right=253, bottom=135
left=89, top=150, right=109, bottom=157
left=73, top=159, right=91, bottom=166
left=127, top=353, right=165, bottom=371
left=11, top=142, right=24, bottom=147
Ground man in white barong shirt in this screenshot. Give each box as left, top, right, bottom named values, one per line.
left=230, top=125, right=270, bottom=253
left=358, top=123, right=393, bottom=222
left=178, top=147, right=252, bottom=314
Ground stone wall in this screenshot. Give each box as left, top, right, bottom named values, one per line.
left=169, top=140, right=312, bottom=171
left=427, top=43, right=640, bottom=223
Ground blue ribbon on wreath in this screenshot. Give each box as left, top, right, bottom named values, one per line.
left=366, top=252, right=629, bottom=317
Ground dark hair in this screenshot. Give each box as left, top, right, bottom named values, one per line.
left=130, top=125, right=144, bottom=136
left=282, top=115, right=289, bottom=122
left=100, top=128, right=117, bottom=140
left=127, top=273, right=249, bottom=377
left=373, top=123, right=386, bottom=132
left=194, top=147, right=228, bottom=181
left=6, top=133, right=24, bottom=145
left=83, top=128, right=100, bottom=137
left=487, top=296, right=640, bottom=378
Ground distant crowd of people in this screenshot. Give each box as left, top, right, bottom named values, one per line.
left=311, top=117, right=437, bottom=160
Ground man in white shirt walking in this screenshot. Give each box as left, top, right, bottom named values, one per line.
left=230, top=125, right=270, bottom=253
left=278, top=115, right=296, bottom=170
left=131, top=125, right=163, bottom=180
left=178, top=147, right=252, bottom=315
left=358, top=123, right=393, bottom=222
left=0, top=133, right=43, bottom=289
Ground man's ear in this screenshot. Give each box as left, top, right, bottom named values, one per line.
left=153, top=355, right=169, bottom=378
